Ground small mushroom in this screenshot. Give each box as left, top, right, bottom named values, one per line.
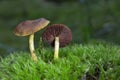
left=42, top=24, right=72, bottom=60
left=14, top=18, right=50, bottom=61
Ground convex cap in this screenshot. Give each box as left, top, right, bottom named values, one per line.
left=14, top=18, right=50, bottom=36
left=42, top=24, right=72, bottom=47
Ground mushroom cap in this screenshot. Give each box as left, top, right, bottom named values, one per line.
left=14, top=18, right=50, bottom=36
left=42, top=24, right=72, bottom=47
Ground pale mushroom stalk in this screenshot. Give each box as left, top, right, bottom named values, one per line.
left=29, top=34, right=37, bottom=61
left=54, top=37, right=59, bottom=60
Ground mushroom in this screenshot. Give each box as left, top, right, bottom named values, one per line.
left=42, top=24, right=72, bottom=60
left=14, top=18, right=50, bottom=61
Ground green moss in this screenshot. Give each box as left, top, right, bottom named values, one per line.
left=0, top=43, right=120, bottom=80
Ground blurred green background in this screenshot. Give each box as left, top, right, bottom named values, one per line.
left=0, top=0, right=120, bottom=56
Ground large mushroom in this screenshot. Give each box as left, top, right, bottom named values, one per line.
left=14, top=18, right=50, bottom=61
left=42, top=24, right=72, bottom=60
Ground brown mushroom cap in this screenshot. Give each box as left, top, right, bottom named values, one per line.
left=14, top=18, right=50, bottom=36
left=42, top=24, right=72, bottom=47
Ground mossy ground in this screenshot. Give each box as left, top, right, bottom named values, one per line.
left=0, top=42, right=120, bottom=80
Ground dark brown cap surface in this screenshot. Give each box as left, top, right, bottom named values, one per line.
left=14, top=18, right=50, bottom=36
left=42, top=24, right=72, bottom=47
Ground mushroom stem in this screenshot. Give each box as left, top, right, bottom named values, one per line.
left=29, top=34, right=37, bottom=61
left=54, top=37, right=59, bottom=60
